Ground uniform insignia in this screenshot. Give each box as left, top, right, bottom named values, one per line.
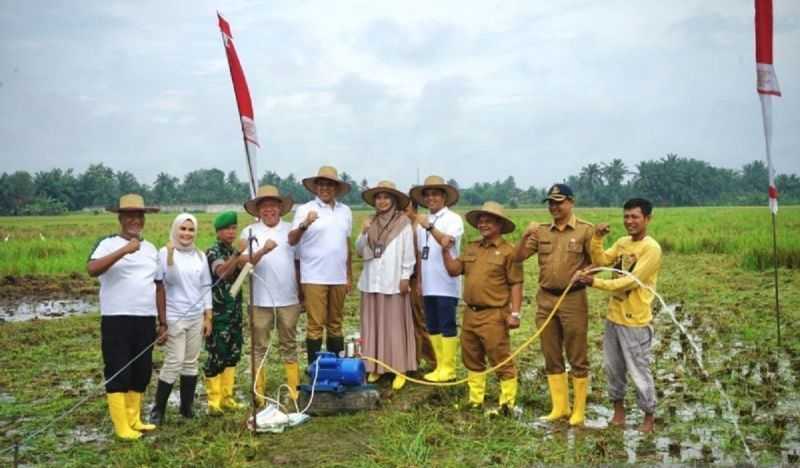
left=552, top=185, right=560, bottom=194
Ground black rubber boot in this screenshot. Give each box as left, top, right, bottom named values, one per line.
left=326, top=335, right=345, bottom=357
left=179, top=375, right=198, bottom=418
left=149, top=379, right=173, bottom=425
left=306, top=338, right=323, bottom=367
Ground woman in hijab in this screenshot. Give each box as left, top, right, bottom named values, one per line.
left=149, top=213, right=213, bottom=424
left=356, top=181, right=417, bottom=390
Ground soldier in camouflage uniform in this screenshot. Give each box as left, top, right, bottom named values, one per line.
left=204, top=211, right=245, bottom=415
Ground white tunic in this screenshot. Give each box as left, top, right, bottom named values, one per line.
left=356, top=224, right=415, bottom=295
left=241, top=220, right=299, bottom=307
left=156, top=247, right=213, bottom=321
left=291, top=197, right=352, bottom=285
left=416, top=207, right=464, bottom=298
left=90, top=235, right=159, bottom=317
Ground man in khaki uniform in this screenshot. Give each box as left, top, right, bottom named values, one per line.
left=439, top=202, right=523, bottom=413
left=513, top=184, right=594, bottom=426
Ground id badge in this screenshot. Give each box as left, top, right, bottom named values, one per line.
left=421, top=246, right=429, bottom=260
left=373, top=243, right=384, bottom=258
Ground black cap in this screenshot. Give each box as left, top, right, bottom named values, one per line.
left=543, top=183, right=574, bottom=202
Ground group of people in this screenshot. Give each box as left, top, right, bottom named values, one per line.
left=89, top=165, right=662, bottom=441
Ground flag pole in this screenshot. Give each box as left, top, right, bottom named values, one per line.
left=771, top=212, right=781, bottom=347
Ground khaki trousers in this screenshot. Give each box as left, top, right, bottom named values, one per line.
left=253, top=304, right=302, bottom=364
left=160, top=316, right=204, bottom=384
left=302, top=284, right=346, bottom=340
left=536, top=289, right=589, bottom=377
left=461, top=306, right=516, bottom=381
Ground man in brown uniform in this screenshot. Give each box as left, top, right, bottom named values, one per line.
left=513, top=184, right=594, bottom=426
left=439, top=201, right=523, bottom=412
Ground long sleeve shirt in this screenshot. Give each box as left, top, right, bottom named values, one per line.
left=356, top=224, right=416, bottom=295
left=590, top=235, right=662, bottom=327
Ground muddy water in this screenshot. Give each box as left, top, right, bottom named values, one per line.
left=0, top=298, right=96, bottom=322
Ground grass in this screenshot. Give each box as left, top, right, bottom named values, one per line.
left=1, top=207, right=799, bottom=465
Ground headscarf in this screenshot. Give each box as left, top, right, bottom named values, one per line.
left=166, top=212, right=203, bottom=266
left=366, top=193, right=410, bottom=253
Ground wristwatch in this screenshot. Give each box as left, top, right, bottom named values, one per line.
left=299, top=222, right=308, bottom=231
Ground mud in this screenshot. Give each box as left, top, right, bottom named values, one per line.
left=0, top=274, right=97, bottom=302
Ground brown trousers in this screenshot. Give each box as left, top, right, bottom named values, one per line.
left=535, top=288, right=589, bottom=377
left=253, top=304, right=301, bottom=364
left=461, top=306, right=516, bottom=381
left=302, top=284, right=346, bottom=340
left=410, top=279, right=437, bottom=366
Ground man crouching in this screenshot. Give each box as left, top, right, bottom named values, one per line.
left=437, top=201, right=523, bottom=413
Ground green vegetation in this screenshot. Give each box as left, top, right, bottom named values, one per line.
left=1, top=207, right=799, bottom=465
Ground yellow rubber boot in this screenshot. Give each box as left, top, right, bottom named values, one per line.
left=221, top=367, right=244, bottom=410
left=423, top=334, right=443, bottom=381
left=254, top=368, right=267, bottom=408
left=206, top=375, right=223, bottom=416
left=106, top=393, right=141, bottom=440
left=125, top=391, right=155, bottom=432
left=467, top=371, right=486, bottom=407
left=284, top=362, right=300, bottom=401
left=499, top=377, right=518, bottom=409
left=392, top=374, right=407, bottom=390
left=569, top=376, right=589, bottom=426
left=437, top=336, right=459, bottom=381
left=539, top=373, right=571, bottom=422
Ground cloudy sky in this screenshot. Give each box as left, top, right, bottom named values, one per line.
left=1, top=0, right=798, bottom=191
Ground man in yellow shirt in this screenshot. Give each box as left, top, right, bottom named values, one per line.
left=575, top=198, right=662, bottom=433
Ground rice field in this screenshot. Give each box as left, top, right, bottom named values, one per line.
left=0, top=206, right=798, bottom=277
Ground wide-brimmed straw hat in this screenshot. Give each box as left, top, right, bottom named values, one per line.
left=302, top=166, right=351, bottom=197
left=107, top=193, right=160, bottom=213
left=361, top=180, right=410, bottom=209
left=465, top=201, right=516, bottom=234
left=409, top=175, right=460, bottom=208
left=244, top=185, right=294, bottom=217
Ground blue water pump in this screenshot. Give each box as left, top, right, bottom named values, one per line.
left=299, top=352, right=366, bottom=393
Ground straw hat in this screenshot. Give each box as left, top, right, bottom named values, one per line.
left=302, top=166, right=352, bottom=197
left=409, top=175, right=460, bottom=208
left=465, top=201, right=516, bottom=234
left=361, top=181, right=410, bottom=209
left=107, top=193, right=160, bottom=213
left=244, top=185, right=294, bottom=217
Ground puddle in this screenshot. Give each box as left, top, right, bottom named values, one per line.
left=0, top=298, right=96, bottom=322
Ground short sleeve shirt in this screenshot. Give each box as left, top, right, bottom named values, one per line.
left=89, top=235, right=159, bottom=317
left=291, top=198, right=352, bottom=285
left=416, top=207, right=464, bottom=298
left=460, top=237, right=523, bottom=307
left=241, top=221, right=299, bottom=307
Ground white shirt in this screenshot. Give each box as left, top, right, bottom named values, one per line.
left=356, top=223, right=415, bottom=295
left=155, top=247, right=213, bottom=321
left=416, top=207, right=464, bottom=298
left=90, top=235, right=159, bottom=317
left=291, top=197, right=352, bottom=285
left=241, top=221, right=299, bottom=307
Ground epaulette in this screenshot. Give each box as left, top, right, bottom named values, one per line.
left=575, top=217, right=594, bottom=227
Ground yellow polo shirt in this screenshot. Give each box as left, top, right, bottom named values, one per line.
left=590, top=235, right=662, bottom=327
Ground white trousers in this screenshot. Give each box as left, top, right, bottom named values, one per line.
left=159, top=315, right=204, bottom=384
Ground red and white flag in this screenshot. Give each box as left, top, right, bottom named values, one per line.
left=218, top=12, right=259, bottom=198
left=755, top=0, right=781, bottom=213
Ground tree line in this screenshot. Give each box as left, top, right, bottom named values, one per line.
left=1, top=154, right=798, bottom=215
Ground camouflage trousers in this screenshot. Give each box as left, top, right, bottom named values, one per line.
left=203, top=308, right=243, bottom=378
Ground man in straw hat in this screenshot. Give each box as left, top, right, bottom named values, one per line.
left=513, top=183, right=594, bottom=426
left=87, top=193, right=160, bottom=440
left=409, top=175, right=464, bottom=382
left=241, top=185, right=303, bottom=404
left=356, top=181, right=417, bottom=390
left=289, top=166, right=353, bottom=364
left=203, top=210, right=246, bottom=415
left=437, top=201, right=522, bottom=412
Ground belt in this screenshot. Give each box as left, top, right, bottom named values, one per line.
left=540, top=284, right=586, bottom=296
left=465, top=304, right=504, bottom=312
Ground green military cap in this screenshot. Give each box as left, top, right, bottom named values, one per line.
left=213, top=211, right=238, bottom=231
